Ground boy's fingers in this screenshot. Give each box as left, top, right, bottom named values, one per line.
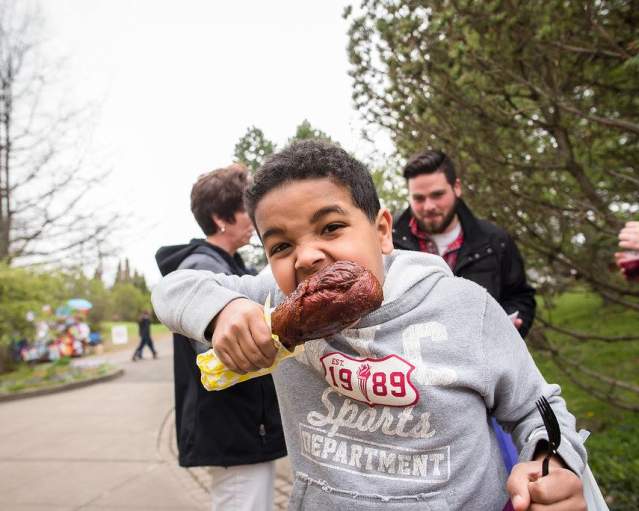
left=224, top=323, right=264, bottom=372
left=233, top=322, right=272, bottom=370
left=510, top=494, right=528, bottom=511
left=215, top=330, right=257, bottom=373
left=248, top=314, right=278, bottom=361
left=228, top=342, right=259, bottom=373
left=528, top=468, right=585, bottom=510
left=507, top=462, right=538, bottom=510
left=211, top=298, right=271, bottom=372
left=214, top=346, right=246, bottom=374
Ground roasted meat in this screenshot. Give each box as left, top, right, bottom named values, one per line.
left=271, top=260, right=383, bottom=351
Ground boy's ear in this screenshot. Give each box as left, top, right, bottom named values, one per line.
left=376, top=208, right=394, bottom=255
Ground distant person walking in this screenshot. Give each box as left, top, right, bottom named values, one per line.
left=132, top=310, right=157, bottom=361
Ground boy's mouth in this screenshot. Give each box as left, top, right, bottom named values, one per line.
left=295, top=264, right=332, bottom=289
left=273, top=260, right=384, bottom=351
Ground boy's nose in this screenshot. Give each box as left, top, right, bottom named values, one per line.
left=294, top=245, right=326, bottom=276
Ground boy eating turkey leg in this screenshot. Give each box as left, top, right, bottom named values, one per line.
left=152, top=140, right=586, bottom=511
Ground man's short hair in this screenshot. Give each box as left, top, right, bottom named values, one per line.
left=245, top=139, right=380, bottom=225
left=191, top=163, right=250, bottom=236
left=402, top=149, right=457, bottom=185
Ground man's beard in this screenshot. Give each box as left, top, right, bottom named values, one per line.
left=417, top=199, right=458, bottom=234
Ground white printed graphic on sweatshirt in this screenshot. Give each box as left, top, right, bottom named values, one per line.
left=302, top=388, right=447, bottom=482
left=296, top=321, right=462, bottom=484
left=307, top=388, right=436, bottom=439
left=320, top=352, right=419, bottom=407
left=402, top=322, right=457, bottom=386
left=299, top=423, right=449, bottom=483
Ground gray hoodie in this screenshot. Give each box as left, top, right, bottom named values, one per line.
left=152, top=250, right=587, bottom=510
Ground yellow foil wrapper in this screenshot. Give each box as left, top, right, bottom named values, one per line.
left=196, top=293, right=301, bottom=391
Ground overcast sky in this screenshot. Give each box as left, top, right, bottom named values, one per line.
left=40, top=0, right=392, bottom=285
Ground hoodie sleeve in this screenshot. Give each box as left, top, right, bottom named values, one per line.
left=479, top=292, right=587, bottom=475
left=151, top=267, right=277, bottom=344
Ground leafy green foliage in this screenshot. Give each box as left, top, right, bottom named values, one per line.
left=533, top=291, right=639, bottom=510
left=288, top=119, right=334, bottom=145
left=0, top=264, right=59, bottom=342
left=234, top=126, right=276, bottom=172
left=0, top=2, right=119, bottom=266
left=346, top=0, right=639, bottom=410
left=0, top=264, right=153, bottom=372
left=109, top=282, right=150, bottom=322
left=233, top=120, right=334, bottom=174
left=370, top=163, right=407, bottom=214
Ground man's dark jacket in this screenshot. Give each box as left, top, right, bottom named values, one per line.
left=393, top=200, right=536, bottom=337
left=155, top=239, right=286, bottom=467
left=138, top=316, right=151, bottom=339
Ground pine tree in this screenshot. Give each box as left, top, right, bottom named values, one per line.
left=114, top=261, right=122, bottom=284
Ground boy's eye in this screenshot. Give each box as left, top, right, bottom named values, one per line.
left=269, top=242, right=290, bottom=256
left=322, top=223, right=345, bottom=234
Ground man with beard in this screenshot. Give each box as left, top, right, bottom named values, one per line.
left=393, top=150, right=536, bottom=337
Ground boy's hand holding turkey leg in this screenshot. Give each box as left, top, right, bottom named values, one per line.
left=209, top=298, right=277, bottom=374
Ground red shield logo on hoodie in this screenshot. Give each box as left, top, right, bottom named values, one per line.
left=320, top=352, right=419, bottom=407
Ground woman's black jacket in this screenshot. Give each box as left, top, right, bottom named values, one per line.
left=155, top=239, right=286, bottom=467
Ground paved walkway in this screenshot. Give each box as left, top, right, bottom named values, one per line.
left=0, top=336, right=293, bottom=510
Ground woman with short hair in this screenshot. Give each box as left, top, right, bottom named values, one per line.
left=155, top=163, right=286, bottom=511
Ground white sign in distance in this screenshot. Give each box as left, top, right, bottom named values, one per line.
left=111, top=325, right=129, bottom=345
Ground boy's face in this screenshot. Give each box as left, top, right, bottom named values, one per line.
left=254, top=178, right=394, bottom=296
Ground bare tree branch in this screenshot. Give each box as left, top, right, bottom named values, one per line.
left=536, top=316, right=639, bottom=342
left=0, top=2, right=118, bottom=267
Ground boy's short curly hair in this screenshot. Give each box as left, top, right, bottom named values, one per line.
left=191, top=163, right=250, bottom=235
left=245, top=139, right=380, bottom=226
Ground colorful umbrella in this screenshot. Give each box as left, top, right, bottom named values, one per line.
left=67, top=298, right=93, bottom=310
left=55, top=305, right=73, bottom=317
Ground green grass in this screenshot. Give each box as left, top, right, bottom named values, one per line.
left=534, top=291, right=639, bottom=511
left=0, top=357, right=116, bottom=396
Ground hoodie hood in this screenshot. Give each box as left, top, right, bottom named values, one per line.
left=155, top=239, right=208, bottom=276
left=155, top=239, right=251, bottom=276
left=355, top=249, right=453, bottom=329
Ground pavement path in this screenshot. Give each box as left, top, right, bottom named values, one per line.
left=0, top=335, right=293, bottom=510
